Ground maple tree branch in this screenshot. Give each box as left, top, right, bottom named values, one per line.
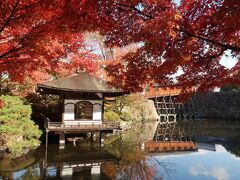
left=110, top=2, right=240, bottom=54
left=0, top=2, right=5, bottom=19
left=0, top=0, right=20, bottom=33
left=0, top=43, right=28, bottom=60
left=1, top=52, right=23, bottom=59
left=200, top=48, right=227, bottom=60
left=10, top=14, right=27, bottom=22
left=0, top=16, right=63, bottom=60
left=110, top=1, right=154, bottom=19
left=175, top=27, right=240, bottom=52
left=0, top=26, right=37, bottom=59
left=0, top=35, right=14, bottom=42
left=199, top=48, right=227, bottom=68
left=0, top=60, right=35, bottom=65
left=16, top=0, right=40, bottom=11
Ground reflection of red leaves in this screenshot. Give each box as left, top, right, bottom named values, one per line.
left=0, top=100, right=5, bottom=109
left=102, top=163, right=117, bottom=179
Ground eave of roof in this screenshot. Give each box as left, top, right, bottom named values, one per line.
left=37, top=72, right=126, bottom=95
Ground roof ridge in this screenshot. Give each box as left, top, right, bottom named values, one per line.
left=79, top=71, right=107, bottom=84
left=37, top=72, right=124, bottom=94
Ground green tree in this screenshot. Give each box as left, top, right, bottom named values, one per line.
left=105, top=95, right=132, bottom=121
left=104, top=94, right=153, bottom=122
left=220, top=84, right=240, bottom=92
left=0, top=95, right=42, bottom=155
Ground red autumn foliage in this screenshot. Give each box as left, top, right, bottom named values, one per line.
left=0, top=0, right=99, bottom=82
left=102, top=0, right=240, bottom=93
left=0, top=99, right=4, bottom=108
left=1, top=0, right=240, bottom=94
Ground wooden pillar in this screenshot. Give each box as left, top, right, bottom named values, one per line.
left=59, top=133, right=65, bottom=149
left=102, top=94, right=105, bottom=122
left=99, top=132, right=102, bottom=146
left=59, top=91, right=65, bottom=123
left=91, top=165, right=101, bottom=180
left=46, top=130, right=49, bottom=147
left=42, top=130, right=48, bottom=179
left=57, top=165, right=63, bottom=178
left=7, top=172, right=14, bottom=180
left=91, top=132, right=94, bottom=144
left=100, top=132, right=105, bottom=146
left=40, top=159, right=47, bottom=179
left=45, top=130, right=48, bottom=169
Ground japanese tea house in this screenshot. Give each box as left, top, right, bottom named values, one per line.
left=37, top=72, right=126, bottom=147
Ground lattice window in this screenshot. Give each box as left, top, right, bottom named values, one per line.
left=75, top=101, right=93, bottom=119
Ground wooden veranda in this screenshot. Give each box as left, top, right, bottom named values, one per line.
left=46, top=121, right=121, bottom=133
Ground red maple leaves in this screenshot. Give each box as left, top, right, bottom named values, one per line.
left=0, top=0, right=98, bottom=82
left=1, top=0, right=239, bottom=94
left=104, top=0, right=240, bottom=93
left=0, top=99, right=4, bottom=108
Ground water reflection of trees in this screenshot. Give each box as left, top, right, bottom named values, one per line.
left=104, top=141, right=175, bottom=180
left=177, top=119, right=240, bottom=139
left=157, top=118, right=240, bottom=148
left=0, top=149, right=40, bottom=179
left=18, top=166, right=40, bottom=180
left=2, top=119, right=240, bottom=179
left=177, top=119, right=240, bottom=157
left=148, top=155, right=176, bottom=179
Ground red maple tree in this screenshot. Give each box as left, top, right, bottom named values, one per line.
left=102, top=0, right=240, bottom=93
left=1, top=0, right=239, bottom=94
left=0, top=0, right=99, bottom=83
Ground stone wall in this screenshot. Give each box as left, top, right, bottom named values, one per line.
left=193, top=92, right=240, bottom=119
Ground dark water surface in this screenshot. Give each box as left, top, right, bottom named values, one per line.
left=1, top=119, right=240, bottom=180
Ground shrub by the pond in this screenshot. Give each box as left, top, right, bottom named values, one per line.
left=0, top=95, right=42, bottom=155
left=119, top=111, right=133, bottom=121
left=104, top=111, right=120, bottom=121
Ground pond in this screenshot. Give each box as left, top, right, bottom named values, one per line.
left=0, top=119, right=240, bottom=180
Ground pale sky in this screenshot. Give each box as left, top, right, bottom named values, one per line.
left=174, top=0, right=237, bottom=69
left=91, top=0, right=238, bottom=70
left=219, top=51, right=238, bottom=69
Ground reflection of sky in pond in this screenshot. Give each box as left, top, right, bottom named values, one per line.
left=152, top=145, right=240, bottom=180
left=13, top=164, right=40, bottom=179
left=47, top=166, right=57, bottom=177
left=14, top=169, right=27, bottom=179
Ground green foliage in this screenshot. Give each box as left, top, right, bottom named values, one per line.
left=105, top=95, right=130, bottom=114
left=220, top=84, right=240, bottom=92
left=0, top=154, right=35, bottom=172
left=105, top=94, right=152, bottom=122
left=25, top=93, right=61, bottom=128
left=104, top=111, right=120, bottom=121
left=119, top=112, right=133, bottom=121
left=0, top=95, right=42, bottom=155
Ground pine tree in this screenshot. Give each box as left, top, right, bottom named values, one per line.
left=0, top=95, right=41, bottom=155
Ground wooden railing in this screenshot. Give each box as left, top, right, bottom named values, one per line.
left=47, top=121, right=121, bottom=130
